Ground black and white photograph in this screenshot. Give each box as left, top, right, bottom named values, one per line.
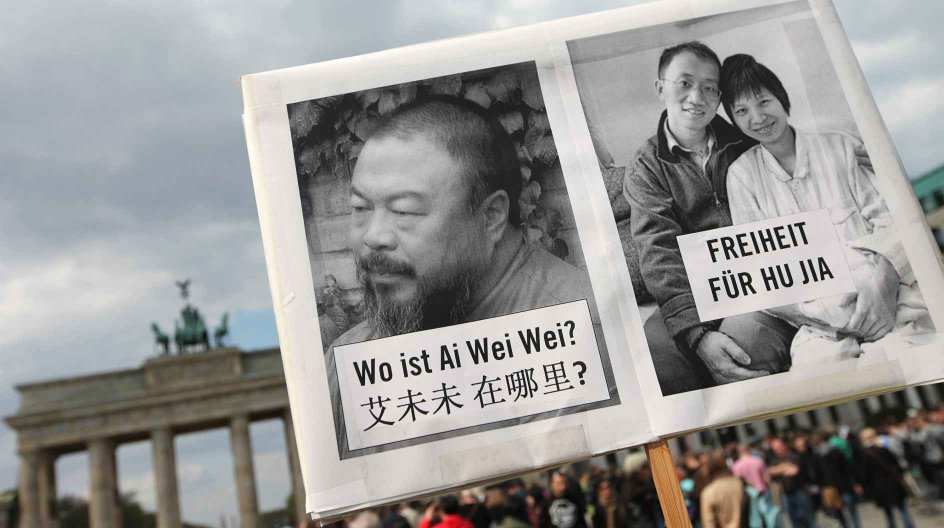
left=242, top=0, right=944, bottom=517
left=567, top=0, right=937, bottom=397
left=286, top=62, right=619, bottom=457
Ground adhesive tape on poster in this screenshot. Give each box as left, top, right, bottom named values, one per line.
left=281, top=292, right=296, bottom=309
left=742, top=360, right=905, bottom=416
left=439, top=425, right=590, bottom=483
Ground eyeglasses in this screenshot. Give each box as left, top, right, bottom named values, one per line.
left=660, top=78, right=722, bottom=100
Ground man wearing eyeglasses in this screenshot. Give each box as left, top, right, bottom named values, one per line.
left=624, top=41, right=797, bottom=395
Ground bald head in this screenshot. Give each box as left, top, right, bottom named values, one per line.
left=367, top=96, right=522, bottom=226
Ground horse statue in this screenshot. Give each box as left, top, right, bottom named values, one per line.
left=214, top=312, right=229, bottom=348
left=174, top=304, right=210, bottom=354
left=151, top=323, right=170, bottom=356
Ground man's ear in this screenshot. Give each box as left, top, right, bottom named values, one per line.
left=481, top=190, right=510, bottom=245
left=654, top=78, right=664, bottom=100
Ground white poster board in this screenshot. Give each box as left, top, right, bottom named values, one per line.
left=241, top=0, right=944, bottom=519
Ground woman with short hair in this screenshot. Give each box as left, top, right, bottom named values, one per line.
left=720, top=53, right=932, bottom=366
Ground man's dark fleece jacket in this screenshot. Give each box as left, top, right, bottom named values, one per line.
left=622, top=111, right=754, bottom=339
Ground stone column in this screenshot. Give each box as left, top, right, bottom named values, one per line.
left=920, top=385, right=941, bottom=407
left=37, top=451, right=58, bottom=528
left=812, top=407, right=833, bottom=429
left=88, top=438, right=121, bottom=528
left=749, top=420, right=769, bottom=438
left=668, top=438, right=683, bottom=459
left=283, top=410, right=307, bottom=526
left=734, top=424, right=749, bottom=444
left=230, top=415, right=259, bottom=528
left=18, top=451, right=40, bottom=528
left=904, top=387, right=925, bottom=410
left=151, top=428, right=181, bottom=528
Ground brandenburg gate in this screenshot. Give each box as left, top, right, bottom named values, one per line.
left=5, top=347, right=307, bottom=528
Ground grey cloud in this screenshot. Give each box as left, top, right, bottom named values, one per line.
left=1, top=0, right=940, bottom=522
left=835, top=0, right=944, bottom=174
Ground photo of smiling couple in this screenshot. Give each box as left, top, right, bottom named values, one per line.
left=568, top=6, right=935, bottom=397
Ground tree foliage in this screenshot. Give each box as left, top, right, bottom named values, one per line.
left=55, top=493, right=211, bottom=528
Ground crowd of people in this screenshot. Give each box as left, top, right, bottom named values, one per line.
left=312, top=406, right=944, bottom=528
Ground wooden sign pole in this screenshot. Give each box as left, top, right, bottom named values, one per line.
left=645, top=439, right=692, bottom=528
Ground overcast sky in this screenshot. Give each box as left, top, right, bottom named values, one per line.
left=1, top=0, right=941, bottom=525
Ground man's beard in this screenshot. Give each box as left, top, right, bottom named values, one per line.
left=356, top=252, right=480, bottom=337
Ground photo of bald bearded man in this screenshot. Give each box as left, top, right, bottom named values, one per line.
left=335, top=97, right=594, bottom=344
left=288, top=67, right=617, bottom=455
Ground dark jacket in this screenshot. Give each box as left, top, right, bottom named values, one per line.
left=539, top=488, right=587, bottom=528
left=859, top=446, right=909, bottom=509
left=623, top=111, right=754, bottom=338
left=819, top=446, right=856, bottom=495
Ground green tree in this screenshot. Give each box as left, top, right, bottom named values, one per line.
left=56, top=493, right=210, bottom=528
left=56, top=495, right=88, bottom=528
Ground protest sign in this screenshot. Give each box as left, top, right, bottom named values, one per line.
left=241, top=0, right=944, bottom=520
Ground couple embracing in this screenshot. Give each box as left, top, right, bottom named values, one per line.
left=626, top=42, right=933, bottom=396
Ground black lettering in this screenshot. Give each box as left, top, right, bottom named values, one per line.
left=738, top=271, right=757, bottom=295
left=758, top=228, right=776, bottom=252
left=517, top=328, right=542, bottom=353
left=774, top=225, right=788, bottom=249
left=353, top=358, right=381, bottom=386
left=466, top=338, right=490, bottom=364
left=721, top=237, right=738, bottom=260
left=817, top=257, right=834, bottom=280
left=709, top=276, right=722, bottom=301
left=440, top=345, right=457, bottom=370
left=491, top=339, right=507, bottom=360
left=707, top=238, right=721, bottom=263
left=736, top=233, right=753, bottom=258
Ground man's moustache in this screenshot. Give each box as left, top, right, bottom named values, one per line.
left=356, top=252, right=415, bottom=277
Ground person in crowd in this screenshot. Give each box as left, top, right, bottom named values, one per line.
left=458, top=490, right=490, bottom=528
left=419, top=495, right=474, bottom=528
left=482, top=486, right=531, bottom=528
left=909, top=412, right=944, bottom=499
left=859, top=428, right=916, bottom=528
left=622, top=460, right=665, bottom=528
left=401, top=502, right=423, bottom=528
left=590, top=477, right=630, bottom=528
left=678, top=455, right=701, bottom=525
left=720, top=53, right=933, bottom=363
left=768, top=436, right=817, bottom=528
left=349, top=510, right=383, bottom=528
left=540, top=471, right=588, bottom=528
left=732, top=443, right=769, bottom=495
left=699, top=450, right=744, bottom=527
left=381, top=504, right=413, bottom=528
left=813, top=430, right=861, bottom=528
left=525, top=484, right=546, bottom=528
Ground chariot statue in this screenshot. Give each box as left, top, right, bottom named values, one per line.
left=175, top=302, right=210, bottom=353
left=151, top=278, right=229, bottom=355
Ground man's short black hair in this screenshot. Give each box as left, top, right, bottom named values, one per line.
left=657, top=41, right=721, bottom=79
left=368, top=95, right=522, bottom=226
left=720, top=53, right=791, bottom=120
left=437, top=494, right=460, bottom=515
